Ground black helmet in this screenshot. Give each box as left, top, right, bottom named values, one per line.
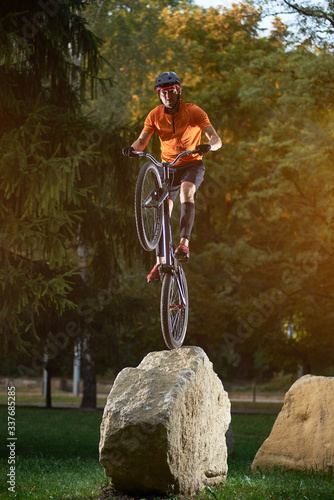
left=154, top=71, right=181, bottom=91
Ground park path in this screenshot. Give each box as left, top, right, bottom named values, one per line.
left=0, top=391, right=284, bottom=413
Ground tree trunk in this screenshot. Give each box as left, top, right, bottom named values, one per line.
left=45, top=365, right=52, bottom=408
left=77, top=227, right=97, bottom=409
left=80, top=331, right=97, bottom=409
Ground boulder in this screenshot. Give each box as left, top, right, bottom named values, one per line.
left=252, top=375, right=334, bottom=473
left=99, top=346, right=231, bottom=496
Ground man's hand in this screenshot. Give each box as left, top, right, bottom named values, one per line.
left=122, top=146, right=136, bottom=157
left=195, top=144, right=211, bottom=155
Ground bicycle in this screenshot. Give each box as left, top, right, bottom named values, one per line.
left=131, top=149, right=199, bottom=349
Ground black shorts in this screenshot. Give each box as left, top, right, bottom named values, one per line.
left=158, top=160, right=205, bottom=203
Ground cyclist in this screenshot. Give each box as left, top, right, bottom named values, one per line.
left=122, top=71, right=222, bottom=282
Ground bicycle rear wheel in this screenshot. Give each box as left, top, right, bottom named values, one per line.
left=135, top=163, right=163, bottom=251
left=160, top=267, right=188, bottom=349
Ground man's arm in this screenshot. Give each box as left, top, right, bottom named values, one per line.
left=202, top=125, right=222, bottom=151
left=131, top=130, right=152, bottom=151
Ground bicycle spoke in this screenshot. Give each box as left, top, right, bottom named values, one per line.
left=171, top=316, right=179, bottom=339
left=135, top=163, right=162, bottom=251
left=143, top=209, right=158, bottom=240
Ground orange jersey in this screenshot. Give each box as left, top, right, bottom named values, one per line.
left=143, top=100, right=212, bottom=167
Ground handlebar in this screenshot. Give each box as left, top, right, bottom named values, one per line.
left=131, top=149, right=199, bottom=168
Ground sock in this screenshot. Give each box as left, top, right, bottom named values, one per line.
left=180, top=202, right=195, bottom=242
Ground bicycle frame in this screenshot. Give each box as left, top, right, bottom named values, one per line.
left=159, top=165, right=187, bottom=307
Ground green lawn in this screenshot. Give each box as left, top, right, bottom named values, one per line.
left=0, top=406, right=107, bottom=500
left=209, top=414, right=334, bottom=500
left=0, top=406, right=333, bottom=499
left=0, top=393, right=109, bottom=407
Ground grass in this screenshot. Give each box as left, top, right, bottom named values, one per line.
left=0, top=393, right=108, bottom=407
left=0, top=406, right=107, bottom=499
left=206, top=414, right=334, bottom=500
left=0, top=406, right=333, bottom=500
left=0, top=390, right=109, bottom=407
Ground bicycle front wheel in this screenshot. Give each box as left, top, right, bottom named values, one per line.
left=135, top=162, right=163, bottom=251
left=160, top=267, right=189, bottom=349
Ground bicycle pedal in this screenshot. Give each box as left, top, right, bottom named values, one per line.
left=174, top=247, right=189, bottom=262
left=175, top=255, right=189, bottom=263
left=160, top=264, right=174, bottom=274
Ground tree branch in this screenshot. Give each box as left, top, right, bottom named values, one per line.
left=282, top=0, right=334, bottom=29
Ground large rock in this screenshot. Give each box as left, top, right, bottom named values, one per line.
left=252, top=375, right=334, bottom=473
left=99, top=346, right=231, bottom=496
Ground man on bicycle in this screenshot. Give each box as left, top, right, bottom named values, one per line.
left=122, top=71, right=222, bottom=282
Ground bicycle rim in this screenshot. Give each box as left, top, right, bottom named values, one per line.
left=160, top=269, right=188, bottom=349
left=134, top=163, right=163, bottom=251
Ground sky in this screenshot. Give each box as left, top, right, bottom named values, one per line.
left=193, top=0, right=297, bottom=33
left=195, top=0, right=234, bottom=8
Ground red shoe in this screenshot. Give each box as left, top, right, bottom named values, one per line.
left=174, top=244, right=189, bottom=262
left=147, top=264, right=161, bottom=283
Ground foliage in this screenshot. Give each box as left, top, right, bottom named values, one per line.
left=170, top=6, right=334, bottom=376
left=84, top=0, right=191, bottom=123
left=224, top=46, right=334, bottom=374
left=0, top=108, right=83, bottom=352
left=3, top=0, right=334, bottom=381
left=83, top=0, right=334, bottom=378
left=259, top=371, right=297, bottom=392
left=0, top=1, right=139, bottom=373
left=0, top=0, right=105, bottom=126
left=260, top=0, right=334, bottom=47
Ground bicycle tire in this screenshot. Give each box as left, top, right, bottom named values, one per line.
left=160, top=267, right=189, bottom=349
left=134, top=162, right=163, bottom=251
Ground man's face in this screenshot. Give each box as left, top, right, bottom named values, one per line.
left=159, top=85, right=181, bottom=109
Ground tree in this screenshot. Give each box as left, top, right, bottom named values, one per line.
left=0, top=0, right=103, bottom=347
left=84, top=0, right=334, bottom=380
left=202, top=45, right=334, bottom=375
left=261, top=0, right=334, bottom=47
left=146, top=2, right=292, bottom=374
left=83, top=0, right=193, bottom=124
left=151, top=2, right=334, bottom=376
left=0, top=1, right=141, bottom=407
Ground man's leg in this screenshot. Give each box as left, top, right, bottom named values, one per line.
left=175, top=181, right=196, bottom=260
